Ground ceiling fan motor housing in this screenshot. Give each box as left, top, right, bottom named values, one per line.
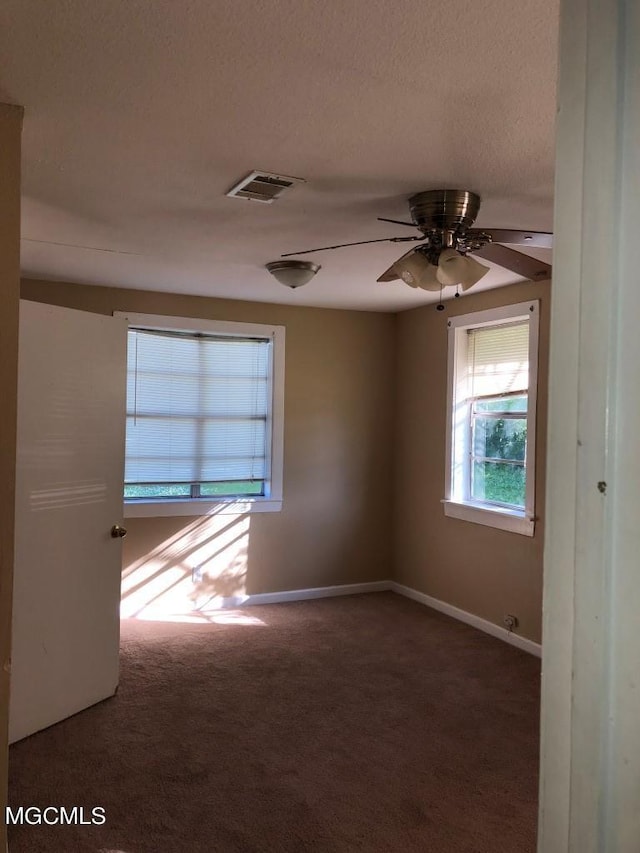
left=409, top=190, right=483, bottom=264
left=409, top=189, right=481, bottom=233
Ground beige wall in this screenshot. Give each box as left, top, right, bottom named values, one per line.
left=1, top=104, right=23, bottom=850
left=19, top=276, right=549, bottom=639
left=394, top=280, right=550, bottom=643
left=20, top=280, right=396, bottom=606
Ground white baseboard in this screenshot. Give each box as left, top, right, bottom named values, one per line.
left=239, top=580, right=392, bottom=607
left=178, top=579, right=541, bottom=658
left=390, top=581, right=542, bottom=658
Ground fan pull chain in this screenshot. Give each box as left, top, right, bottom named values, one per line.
left=436, top=283, right=445, bottom=311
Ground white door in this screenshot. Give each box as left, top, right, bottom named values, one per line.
left=9, top=300, right=127, bottom=743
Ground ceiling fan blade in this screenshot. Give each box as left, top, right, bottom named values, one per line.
left=473, top=243, right=551, bottom=281
left=377, top=217, right=419, bottom=229
left=377, top=248, right=417, bottom=282
left=467, top=229, right=553, bottom=249
left=281, top=235, right=423, bottom=258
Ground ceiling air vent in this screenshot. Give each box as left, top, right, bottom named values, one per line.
left=225, top=171, right=305, bottom=204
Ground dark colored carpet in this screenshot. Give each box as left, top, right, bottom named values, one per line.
left=8, top=593, right=540, bottom=852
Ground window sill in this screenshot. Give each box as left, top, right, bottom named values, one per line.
left=124, top=497, right=283, bottom=518
left=443, top=500, right=535, bottom=537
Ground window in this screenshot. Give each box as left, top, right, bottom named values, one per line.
left=115, top=313, right=285, bottom=518
left=444, top=301, right=539, bottom=536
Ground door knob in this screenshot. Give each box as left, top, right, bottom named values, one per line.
left=111, top=524, right=128, bottom=539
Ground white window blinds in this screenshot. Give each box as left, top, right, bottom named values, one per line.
left=468, top=321, right=529, bottom=398
left=125, top=328, right=271, bottom=486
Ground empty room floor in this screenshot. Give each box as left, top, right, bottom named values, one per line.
left=8, top=593, right=540, bottom=852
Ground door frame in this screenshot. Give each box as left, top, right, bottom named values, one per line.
left=539, top=0, right=640, bottom=848
left=0, top=102, right=24, bottom=853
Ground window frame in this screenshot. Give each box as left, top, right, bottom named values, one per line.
left=114, top=312, right=285, bottom=518
left=443, top=300, right=539, bottom=536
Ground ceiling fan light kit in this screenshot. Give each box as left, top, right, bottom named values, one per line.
left=266, top=259, right=320, bottom=289
left=435, top=248, right=490, bottom=289
left=379, top=250, right=439, bottom=290
left=281, top=188, right=552, bottom=297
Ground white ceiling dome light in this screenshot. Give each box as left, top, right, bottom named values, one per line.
left=266, top=260, right=321, bottom=289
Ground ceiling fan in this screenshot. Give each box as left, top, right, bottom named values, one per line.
left=281, top=189, right=552, bottom=294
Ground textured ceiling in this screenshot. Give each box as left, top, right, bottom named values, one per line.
left=1, top=0, right=558, bottom=311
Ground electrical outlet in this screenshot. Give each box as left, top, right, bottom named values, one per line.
left=503, top=614, right=518, bottom=632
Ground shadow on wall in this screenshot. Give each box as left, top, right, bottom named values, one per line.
left=120, top=508, right=258, bottom=623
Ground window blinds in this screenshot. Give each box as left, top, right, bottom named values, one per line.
left=468, top=321, right=529, bottom=398
left=125, top=328, right=271, bottom=485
